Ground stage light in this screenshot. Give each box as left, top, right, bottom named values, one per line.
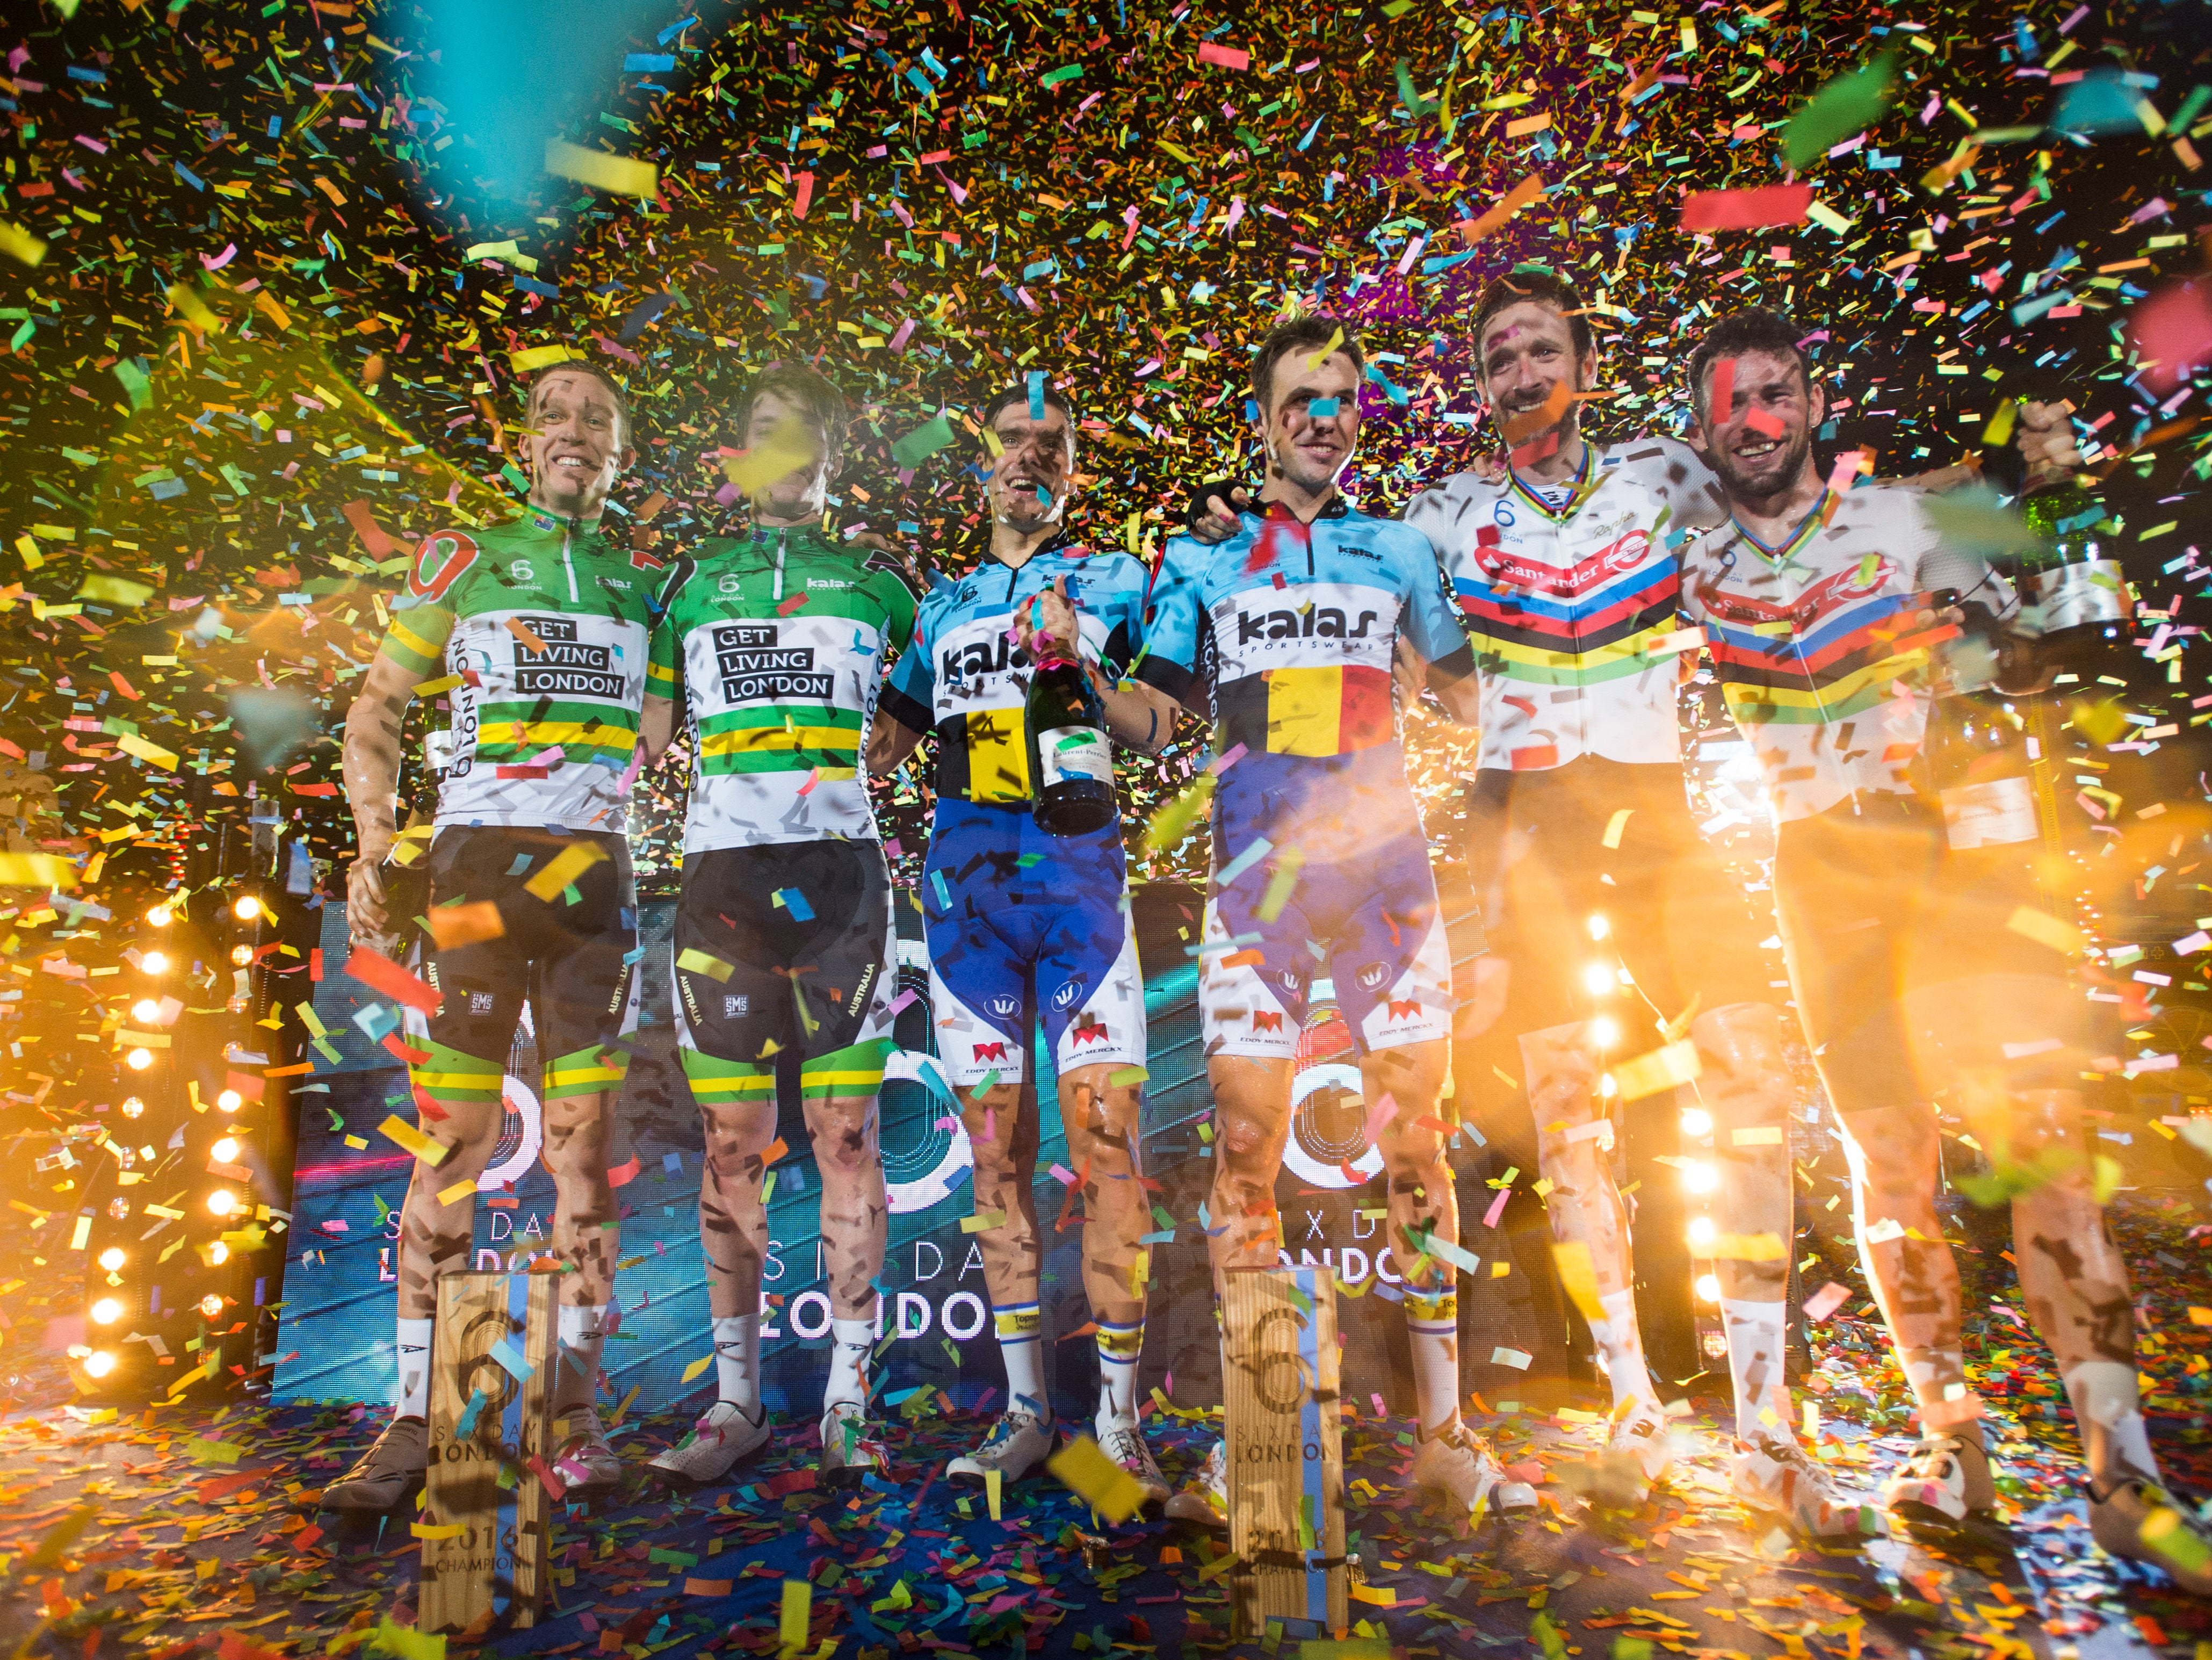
left=198, top=1294, right=225, bottom=1319
left=90, top=1297, right=123, bottom=1325
left=217, top=1089, right=243, bottom=1112
left=207, top=1240, right=230, bottom=1265
left=97, top=1247, right=125, bottom=1271
left=1682, top=1161, right=1718, bottom=1194
left=1680, top=1107, right=1713, bottom=1137
left=212, top=1137, right=238, bottom=1163
left=1687, top=1216, right=1716, bottom=1250
left=1587, top=913, right=1610, bottom=941
left=1582, top=963, right=1615, bottom=997
left=125, top=1047, right=153, bottom=1071
left=119, top=1096, right=144, bottom=1120
left=230, top=946, right=254, bottom=967
left=132, top=999, right=161, bottom=1024
left=83, top=1351, right=117, bottom=1380
left=146, top=905, right=172, bottom=928
left=1599, top=1072, right=1618, bottom=1099
left=1589, top=1016, right=1620, bottom=1049
left=141, top=951, right=169, bottom=975
left=207, top=1189, right=236, bottom=1217
left=232, top=895, right=262, bottom=922
left=1694, top=1273, right=1721, bottom=1304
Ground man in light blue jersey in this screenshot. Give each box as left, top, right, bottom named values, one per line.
left=1138, top=316, right=1521, bottom=1526
left=871, top=378, right=1182, bottom=1501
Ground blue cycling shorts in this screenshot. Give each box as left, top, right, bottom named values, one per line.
left=922, top=799, right=1146, bottom=1088
left=1200, top=773, right=1453, bottom=1061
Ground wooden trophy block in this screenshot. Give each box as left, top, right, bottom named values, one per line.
left=1223, top=1265, right=1347, bottom=1638
left=419, top=1272, right=556, bottom=1636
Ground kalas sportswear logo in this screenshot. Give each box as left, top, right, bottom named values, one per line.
left=1234, top=605, right=1379, bottom=646
left=807, top=578, right=850, bottom=589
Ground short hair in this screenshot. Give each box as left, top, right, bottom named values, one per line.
left=735, top=363, right=850, bottom=463
left=977, top=378, right=1077, bottom=459
left=524, top=358, right=632, bottom=445
left=1251, top=315, right=1367, bottom=413
left=1472, top=271, right=1594, bottom=362
left=1686, top=307, right=1815, bottom=420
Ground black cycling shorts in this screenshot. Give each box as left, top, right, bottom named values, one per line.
left=1770, top=790, right=2095, bottom=1117
left=1462, top=756, right=1779, bottom=1037
left=420, top=826, right=640, bottom=1080
left=671, top=841, right=895, bottom=1068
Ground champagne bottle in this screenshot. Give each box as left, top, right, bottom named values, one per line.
left=1024, top=633, right=1117, bottom=836
left=1924, top=690, right=2040, bottom=854
left=2014, top=475, right=2131, bottom=676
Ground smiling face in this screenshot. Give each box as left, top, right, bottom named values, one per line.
left=525, top=369, right=632, bottom=518
left=745, top=389, right=837, bottom=519
left=985, top=402, right=1075, bottom=535
left=1257, top=348, right=1362, bottom=496
left=1691, top=347, right=1825, bottom=502
left=1476, top=299, right=1595, bottom=452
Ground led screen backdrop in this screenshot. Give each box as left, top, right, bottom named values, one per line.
left=273, top=880, right=1624, bottom=1423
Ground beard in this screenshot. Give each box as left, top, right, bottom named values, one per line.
left=1707, top=425, right=1813, bottom=501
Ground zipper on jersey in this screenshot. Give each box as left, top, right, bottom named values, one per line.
left=561, top=521, right=580, bottom=602
left=773, top=529, right=786, bottom=605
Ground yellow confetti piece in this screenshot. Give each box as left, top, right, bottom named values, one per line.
left=778, top=1579, right=811, bottom=1656
left=682, top=1354, right=715, bottom=1384
left=0, top=853, right=78, bottom=890
left=2007, top=905, right=2084, bottom=956
left=78, top=574, right=154, bottom=607
left=1551, top=1240, right=1606, bottom=1324
left=379, top=1115, right=452, bottom=1167
left=1046, top=1434, right=1143, bottom=1522
left=1730, top=1125, right=1785, bottom=1147
left=1303, top=325, right=1344, bottom=370
left=677, top=947, right=736, bottom=984
left=1611, top=1040, right=1701, bottom=1101
left=524, top=841, right=610, bottom=902
left=1602, top=809, right=1633, bottom=849
left=410, top=1522, right=464, bottom=1540
left=118, top=734, right=180, bottom=770
left=960, top=1209, right=1007, bottom=1233
left=1710, top=1232, right=1787, bottom=1261
left=721, top=416, right=820, bottom=495
left=985, top=1465, right=1003, bottom=1521
left=437, top=1177, right=477, bottom=1204
left=509, top=344, right=585, bottom=374
left=0, top=220, right=46, bottom=268
left=545, top=136, right=660, bottom=199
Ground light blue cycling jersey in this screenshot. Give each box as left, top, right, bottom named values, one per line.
left=1136, top=498, right=1474, bottom=852
left=879, top=532, right=1151, bottom=809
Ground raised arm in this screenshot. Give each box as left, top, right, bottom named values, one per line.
left=341, top=647, right=418, bottom=944
left=867, top=712, right=925, bottom=778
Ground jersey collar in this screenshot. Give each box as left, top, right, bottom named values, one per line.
left=971, top=525, right=1082, bottom=575
left=1252, top=490, right=1350, bottom=524
left=1505, top=442, right=1603, bottom=525
left=1729, top=489, right=1835, bottom=570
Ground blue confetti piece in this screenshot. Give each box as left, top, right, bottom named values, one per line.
left=453, top=1387, right=488, bottom=1439
left=929, top=870, right=951, bottom=912
left=489, top=1334, right=534, bottom=1382
left=1027, top=369, right=1046, bottom=421
left=774, top=887, right=815, bottom=922
left=1307, top=398, right=1340, bottom=418
left=506, top=854, right=533, bottom=876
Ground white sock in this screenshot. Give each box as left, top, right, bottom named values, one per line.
left=826, top=1316, right=873, bottom=1414
left=1589, top=1289, right=1657, bottom=1414
left=1720, top=1297, right=1789, bottom=1443
left=1405, top=1285, right=1462, bottom=1437
left=2064, top=1359, right=2160, bottom=1485
left=396, top=1317, right=433, bottom=1418
left=1095, top=1318, right=1144, bottom=1430
left=556, top=1303, right=609, bottom=1413
left=994, top=1300, right=1049, bottom=1420
left=712, top=1313, right=760, bottom=1416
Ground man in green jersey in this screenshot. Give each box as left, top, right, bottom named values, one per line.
left=635, top=365, right=917, bottom=1488
left=327, top=361, right=656, bottom=1512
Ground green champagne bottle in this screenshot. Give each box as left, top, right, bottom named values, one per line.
left=2015, top=475, right=2131, bottom=675
left=1024, top=633, right=1117, bottom=836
